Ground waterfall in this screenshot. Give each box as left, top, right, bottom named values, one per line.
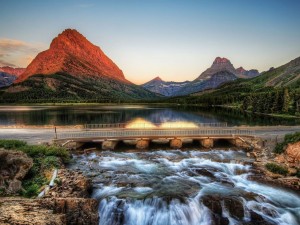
left=71, top=150, right=300, bottom=225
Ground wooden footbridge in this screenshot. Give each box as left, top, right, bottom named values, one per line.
left=54, top=122, right=257, bottom=150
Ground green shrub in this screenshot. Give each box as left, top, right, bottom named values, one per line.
left=265, top=163, right=288, bottom=176
left=21, top=183, right=40, bottom=198
left=22, top=176, right=48, bottom=197
left=274, top=142, right=286, bottom=154
left=0, top=140, right=27, bottom=149
left=284, top=132, right=300, bottom=144
left=19, top=145, right=70, bottom=163
left=42, top=156, right=61, bottom=170
left=296, top=169, right=300, bottom=178
left=274, top=132, right=300, bottom=154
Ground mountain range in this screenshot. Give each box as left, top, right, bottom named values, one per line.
left=142, top=77, right=190, bottom=97
left=0, top=28, right=298, bottom=104
left=1, top=29, right=159, bottom=103
left=142, top=57, right=259, bottom=96
left=0, top=67, right=25, bottom=88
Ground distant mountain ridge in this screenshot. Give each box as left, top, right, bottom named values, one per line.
left=183, top=56, right=300, bottom=117
left=0, top=66, right=25, bottom=77
left=142, top=77, right=190, bottom=97
left=235, top=67, right=259, bottom=78
left=142, top=57, right=260, bottom=96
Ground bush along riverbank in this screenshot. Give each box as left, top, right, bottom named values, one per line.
left=0, top=140, right=99, bottom=225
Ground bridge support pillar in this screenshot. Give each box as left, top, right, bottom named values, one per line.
left=136, top=139, right=149, bottom=149
left=170, top=139, right=182, bottom=149
left=200, top=138, right=214, bottom=148
left=102, top=140, right=118, bottom=150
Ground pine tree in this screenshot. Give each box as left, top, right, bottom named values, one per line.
left=242, top=96, right=250, bottom=111
left=272, top=90, right=280, bottom=113
left=282, top=88, right=290, bottom=113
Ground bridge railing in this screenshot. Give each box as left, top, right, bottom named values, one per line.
left=56, top=128, right=254, bottom=140
left=84, top=122, right=227, bottom=130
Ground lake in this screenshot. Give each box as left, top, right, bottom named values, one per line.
left=0, top=105, right=299, bottom=127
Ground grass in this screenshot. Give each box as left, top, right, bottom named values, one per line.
left=274, top=132, right=300, bottom=154
left=265, top=163, right=288, bottom=176
left=0, top=139, right=70, bottom=197
left=0, top=139, right=27, bottom=149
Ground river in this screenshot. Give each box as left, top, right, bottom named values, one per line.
left=71, top=149, right=300, bottom=225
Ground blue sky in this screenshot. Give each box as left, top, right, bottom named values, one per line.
left=0, top=0, right=300, bottom=84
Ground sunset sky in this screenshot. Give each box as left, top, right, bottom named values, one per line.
left=1, top=0, right=300, bottom=84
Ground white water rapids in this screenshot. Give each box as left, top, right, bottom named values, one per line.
left=71, top=150, right=300, bottom=225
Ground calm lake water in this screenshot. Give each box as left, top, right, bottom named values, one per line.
left=0, top=105, right=299, bottom=126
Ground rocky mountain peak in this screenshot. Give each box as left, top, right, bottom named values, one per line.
left=236, top=67, right=246, bottom=73
left=16, top=28, right=126, bottom=83
left=196, top=57, right=236, bottom=81
left=153, top=76, right=163, bottom=81
left=50, top=29, right=92, bottom=52
left=213, top=57, right=230, bottom=65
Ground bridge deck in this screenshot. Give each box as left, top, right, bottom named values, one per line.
left=55, top=127, right=255, bottom=141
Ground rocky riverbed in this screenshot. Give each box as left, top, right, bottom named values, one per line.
left=70, top=149, right=300, bottom=225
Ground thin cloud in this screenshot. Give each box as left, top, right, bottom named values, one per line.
left=0, top=39, right=41, bottom=53
left=0, top=38, right=45, bottom=67
left=0, top=59, right=16, bottom=67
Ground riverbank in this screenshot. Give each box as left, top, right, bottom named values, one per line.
left=0, top=169, right=98, bottom=225
left=246, top=134, right=300, bottom=192
left=0, top=140, right=99, bottom=225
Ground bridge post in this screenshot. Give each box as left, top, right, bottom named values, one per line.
left=200, top=138, right=214, bottom=148
left=136, top=139, right=149, bottom=149
left=170, top=138, right=182, bottom=149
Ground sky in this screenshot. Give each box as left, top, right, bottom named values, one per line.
left=0, top=0, right=300, bottom=84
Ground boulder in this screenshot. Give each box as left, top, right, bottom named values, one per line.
left=201, top=195, right=244, bottom=221
left=43, top=198, right=99, bottom=225
left=275, top=141, right=300, bottom=169
left=285, top=142, right=300, bottom=167
left=0, top=149, right=33, bottom=195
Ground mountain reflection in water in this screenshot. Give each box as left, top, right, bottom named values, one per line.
left=0, top=105, right=299, bottom=126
